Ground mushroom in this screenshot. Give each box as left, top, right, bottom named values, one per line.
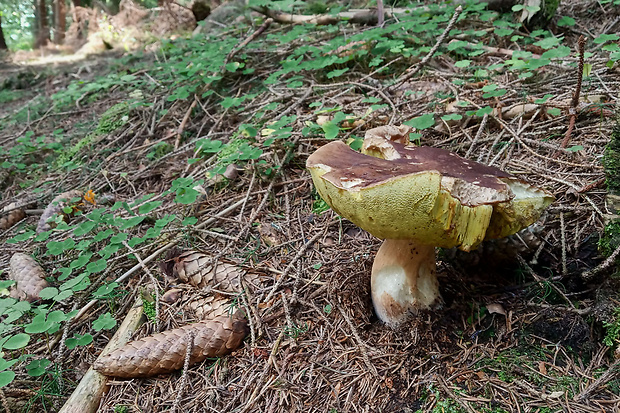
left=306, top=126, right=554, bottom=326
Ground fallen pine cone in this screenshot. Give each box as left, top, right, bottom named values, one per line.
left=37, top=190, right=84, bottom=234
left=9, top=253, right=49, bottom=302
left=160, top=250, right=260, bottom=292
left=0, top=203, right=26, bottom=230
left=187, top=295, right=232, bottom=320
left=93, top=312, right=248, bottom=378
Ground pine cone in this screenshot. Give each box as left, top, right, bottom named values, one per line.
left=0, top=203, right=26, bottom=230
left=160, top=250, right=260, bottom=292
left=187, top=295, right=232, bottom=320
left=37, top=190, right=84, bottom=234
left=9, top=253, right=49, bottom=302
left=93, top=313, right=248, bottom=378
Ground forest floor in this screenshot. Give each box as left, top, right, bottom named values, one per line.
left=1, top=0, right=620, bottom=412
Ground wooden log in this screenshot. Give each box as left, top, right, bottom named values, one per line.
left=58, top=298, right=145, bottom=413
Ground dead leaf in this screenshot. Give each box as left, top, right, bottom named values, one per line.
left=84, top=189, right=96, bottom=205
left=486, top=303, right=506, bottom=316
left=538, top=361, right=548, bottom=375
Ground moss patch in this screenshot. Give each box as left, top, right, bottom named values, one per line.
left=603, top=119, right=620, bottom=193
left=96, top=102, right=130, bottom=135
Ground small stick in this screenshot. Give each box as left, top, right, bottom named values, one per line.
left=437, top=375, right=476, bottom=413
left=574, top=359, right=620, bottom=401
left=222, top=18, right=273, bottom=69
left=465, top=113, right=488, bottom=158
left=581, top=242, right=620, bottom=280
left=560, top=212, right=568, bottom=276
left=338, top=306, right=378, bottom=377
left=262, top=230, right=325, bottom=305
left=391, top=5, right=462, bottom=88
left=175, top=96, right=198, bottom=150
left=559, top=35, right=586, bottom=151
left=123, top=241, right=161, bottom=331
left=170, top=331, right=195, bottom=413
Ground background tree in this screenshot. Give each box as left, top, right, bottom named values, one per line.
left=0, top=14, right=8, bottom=50
left=34, top=0, right=50, bottom=47
left=54, top=0, right=65, bottom=43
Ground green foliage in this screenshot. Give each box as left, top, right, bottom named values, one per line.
left=283, top=322, right=309, bottom=339
left=93, top=312, right=117, bottom=331
left=603, top=307, right=620, bottom=347
left=0, top=89, right=25, bottom=104
left=96, top=102, right=130, bottom=135
left=0, top=2, right=34, bottom=50
left=142, top=294, right=158, bottom=323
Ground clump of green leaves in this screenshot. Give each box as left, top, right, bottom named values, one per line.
left=603, top=307, right=620, bottom=347
left=142, top=294, right=158, bottom=323
left=96, top=102, right=130, bottom=135
left=599, top=221, right=620, bottom=258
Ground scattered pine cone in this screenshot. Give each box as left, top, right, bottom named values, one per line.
left=37, top=190, right=84, bottom=234
left=159, top=250, right=261, bottom=292
left=93, top=313, right=248, bottom=378
left=9, top=253, right=49, bottom=302
left=0, top=203, right=26, bottom=230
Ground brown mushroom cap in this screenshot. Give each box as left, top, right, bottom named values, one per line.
left=307, top=140, right=553, bottom=251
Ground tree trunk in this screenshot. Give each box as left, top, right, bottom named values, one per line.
left=72, top=0, right=80, bottom=7
left=0, top=15, right=8, bottom=50
left=54, top=0, right=66, bottom=44
left=35, top=0, right=50, bottom=47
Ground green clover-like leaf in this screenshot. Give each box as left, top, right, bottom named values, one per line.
left=404, top=113, right=435, bottom=130
left=3, top=333, right=30, bottom=350
left=93, top=312, right=117, bottom=331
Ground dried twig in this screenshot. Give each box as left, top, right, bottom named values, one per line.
left=390, top=5, right=462, bottom=88
left=169, top=331, right=195, bottom=413
left=122, top=241, right=161, bottom=331
left=222, top=18, right=274, bottom=69
left=581, top=242, right=620, bottom=280
left=574, top=359, right=620, bottom=401
left=559, top=35, right=586, bottom=151
left=175, top=96, right=198, bottom=150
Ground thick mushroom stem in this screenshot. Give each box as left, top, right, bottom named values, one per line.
left=371, top=239, right=439, bottom=326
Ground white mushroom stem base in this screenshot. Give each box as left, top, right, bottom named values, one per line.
left=371, top=239, right=439, bottom=326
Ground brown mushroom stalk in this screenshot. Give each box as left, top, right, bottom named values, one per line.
left=307, top=125, right=554, bottom=326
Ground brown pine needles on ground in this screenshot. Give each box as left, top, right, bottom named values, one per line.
left=1, top=0, right=620, bottom=412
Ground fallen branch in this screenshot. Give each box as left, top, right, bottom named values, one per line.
left=376, top=0, right=384, bottom=26
left=252, top=7, right=410, bottom=26
left=58, top=297, right=145, bottom=413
